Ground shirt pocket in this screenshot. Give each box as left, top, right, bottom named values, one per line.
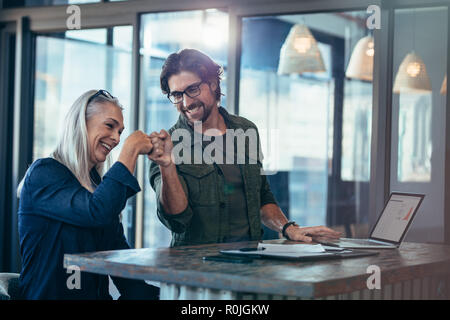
left=178, top=164, right=218, bottom=206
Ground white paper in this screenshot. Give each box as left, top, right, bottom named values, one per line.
left=257, top=243, right=325, bottom=253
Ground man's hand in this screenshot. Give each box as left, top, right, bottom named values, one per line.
left=148, top=130, right=188, bottom=215
left=148, top=129, right=173, bottom=168
left=285, top=225, right=341, bottom=243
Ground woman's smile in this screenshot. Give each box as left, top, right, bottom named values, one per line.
left=100, top=141, right=113, bottom=153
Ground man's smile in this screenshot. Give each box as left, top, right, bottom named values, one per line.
left=183, top=102, right=203, bottom=113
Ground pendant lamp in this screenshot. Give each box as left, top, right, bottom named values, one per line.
left=393, top=10, right=431, bottom=94
left=345, top=35, right=374, bottom=81
left=393, top=51, right=431, bottom=94
left=278, top=24, right=326, bottom=75
left=441, top=75, right=447, bottom=95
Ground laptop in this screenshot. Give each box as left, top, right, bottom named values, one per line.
left=316, top=192, right=425, bottom=249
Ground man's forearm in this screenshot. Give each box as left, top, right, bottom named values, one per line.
left=159, top=163, right=188, bottom=215
left=260, top=203, right=289, bottom=234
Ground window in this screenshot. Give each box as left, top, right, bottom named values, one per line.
left=390, top=7, right=447, bottom=242
left=239, top=12, right=373, bottom=236
left=33, top=26, right=134, bottom=240
left=140, top=9, right=228, bottom=248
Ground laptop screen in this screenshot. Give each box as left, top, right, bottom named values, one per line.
left=370, top=193, right=424, bottom=243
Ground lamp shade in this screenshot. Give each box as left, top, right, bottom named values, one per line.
left=277, top=24, right=326, bottom=75
left=393, top=51, right=431, bottom=94
left=345, top=36, right=374, bottom=81
left=441, top=75, right=447, bottom=95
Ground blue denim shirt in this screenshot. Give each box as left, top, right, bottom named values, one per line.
left=17, top=158, right=158, bottom=300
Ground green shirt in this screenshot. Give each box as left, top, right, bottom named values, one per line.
left=207, top=131, right=249, bottom=242
left=149, top=107, right=277, bottom=247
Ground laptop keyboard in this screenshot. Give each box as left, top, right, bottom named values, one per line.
left=339, top=239, right=389, bottom=246
left=343, top=239, right=376, bottom=245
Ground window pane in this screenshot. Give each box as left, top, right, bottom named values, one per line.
left=65, top=29, right=107, bottom=45
left=240, top=12, right=373, bottom=237
left=140, top=9, right=228, bottom=248
left=342, top=80, right=372, bottom=181
left=391, top=7, right=447, bottom=242
left=3, top=0, right=100, bottom=7
left=33, top=26, right=134, bottom=241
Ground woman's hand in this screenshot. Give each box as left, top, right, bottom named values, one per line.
left=124, top=130, right=153, bottom=155
left=118, top=130, right=153, bottom=173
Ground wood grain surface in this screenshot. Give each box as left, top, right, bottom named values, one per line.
left=64, top=240, right=450, bottom=298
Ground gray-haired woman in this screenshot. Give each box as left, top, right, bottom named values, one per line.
left=17, top=89, right=160, bottom=300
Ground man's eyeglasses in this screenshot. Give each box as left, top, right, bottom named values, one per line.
left=87, top=89, right=115, bottom=105
left=167, top=82, right=204, bottom=104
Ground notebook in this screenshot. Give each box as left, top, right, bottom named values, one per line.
left=220, top=243, right=378, bottom=261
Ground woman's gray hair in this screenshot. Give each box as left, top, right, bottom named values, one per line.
left=17, top=90, right=123, bottom=196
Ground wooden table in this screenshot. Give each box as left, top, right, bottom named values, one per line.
left=63, top=240, right=450, bottom=300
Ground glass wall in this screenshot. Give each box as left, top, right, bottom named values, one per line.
left=140, top=9, right=228, bottom=248
left=33, top=26, right=134, bottom=240
left=239, top=12, right=373, bottom=237
left=3, top=0, right=100, bottom=7
left=390, top=7, right=447, bottom=242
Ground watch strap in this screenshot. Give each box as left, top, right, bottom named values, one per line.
left=282, top=221, right=298, bottom=240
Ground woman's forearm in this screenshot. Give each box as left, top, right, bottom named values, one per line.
left=117, top=145, right=140, bottom=174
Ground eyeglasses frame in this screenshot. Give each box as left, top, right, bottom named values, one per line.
left=87, top=89, right=115, bottom=105
left=167, top=81, right=205, bottom=104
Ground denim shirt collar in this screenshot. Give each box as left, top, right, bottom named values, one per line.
left=90, top=167, right=102, bottom=185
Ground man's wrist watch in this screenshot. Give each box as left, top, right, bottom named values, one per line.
left=282, top=221, right=299, bottom=240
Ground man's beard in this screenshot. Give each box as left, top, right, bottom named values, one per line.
left=182, top=101, right=213, bottom=125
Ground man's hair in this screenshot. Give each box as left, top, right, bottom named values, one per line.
left=160, top=48, right=224, bottom=101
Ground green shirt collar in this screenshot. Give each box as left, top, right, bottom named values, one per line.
left=174, top=106, right=236, bottom=147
